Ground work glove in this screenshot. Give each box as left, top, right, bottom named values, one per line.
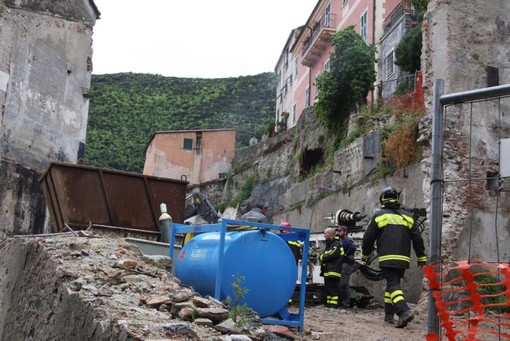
left=361, top=254, right=369, bottom=265
left=417, top=261, right=427, bottom=268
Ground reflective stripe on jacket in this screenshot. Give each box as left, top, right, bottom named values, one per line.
left=362, top=206, right=426, bottom=269
left=320, top=238, right=343, bottom=278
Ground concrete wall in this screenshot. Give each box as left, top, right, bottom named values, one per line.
left=0, top=0, right=99, bottom=236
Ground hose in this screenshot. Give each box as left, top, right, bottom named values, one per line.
left=353, top=261, right=385, bottom=281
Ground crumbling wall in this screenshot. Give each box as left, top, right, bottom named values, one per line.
left=421, top=0, right=510, bottom=262
left=0, top=235, right=259, bottom=341
left=0, top=238, right=127, bottom=341
left=0, top=160, right=46, bottom=237
left=0, top=0, right=98, bottom=236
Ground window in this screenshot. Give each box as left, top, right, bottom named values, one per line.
left=183, top=138, right=193, bottom=150
left=360, top=11, right=368, bottom=41
left=325, top=4, right=331, bottom=27
left=294, top=59, right=299, bottom=78
left=343, top=0, right=348, bottom=5
left=292, top=104, right=297, bottom=124
left=324, top=59, right=330, bottom=71
left=195, top=135, right=202, bottom=153
left=385, top=51, right=395, bottom=78
left=305, top=87, right=310, bottom=108
left=315, top=73, right=320, bottom=98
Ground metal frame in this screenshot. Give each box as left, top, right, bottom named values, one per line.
left=428, top=81, right=510, bottom=336
left=168, top=218, right=310, bottom=332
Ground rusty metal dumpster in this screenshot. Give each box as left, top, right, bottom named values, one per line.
left=39, top=162, right=188, bottom=234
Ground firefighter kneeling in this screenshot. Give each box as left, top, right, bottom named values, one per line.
left=319, top=227, right=343, bottom=308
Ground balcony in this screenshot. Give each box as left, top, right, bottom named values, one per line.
left=382, top=3, right=414, bottom=34
left=301, top=12, right=336, bottom=67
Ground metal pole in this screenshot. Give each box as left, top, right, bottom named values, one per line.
left=440, top=83, right=510, bottom=105
left=428, top=79, right=444, bottom=336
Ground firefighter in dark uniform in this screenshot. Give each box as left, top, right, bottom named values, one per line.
left=362, top=187, right=427, bottom=328
left=280, top=222, right=301, bottom=265
left=320, top=227, right=343, bottom=308
left=280, top=221, right=301, bottom=305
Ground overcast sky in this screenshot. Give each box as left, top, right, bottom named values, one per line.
left=91, top=1, right=316, bottom=78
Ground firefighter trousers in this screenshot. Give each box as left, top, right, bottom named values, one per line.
left=381, top=267, right=409, bottom=316
left=324, top=276, right=340, bottom=308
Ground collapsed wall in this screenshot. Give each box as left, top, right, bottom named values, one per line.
left=0, top=237, right=127, bottom=340
left=0, top=234, right=253, bottom=341
left=0, top=0, right=98, bottom=237
left=422, top=0, right=510, bottom=262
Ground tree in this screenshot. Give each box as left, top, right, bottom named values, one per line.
left=315, top=26, right=377, bottom=134
left=395, top=24, right=422, bottom=73
left=401, top=0, right=429, bottom=13
left=395, top=0, right=429, bottom=73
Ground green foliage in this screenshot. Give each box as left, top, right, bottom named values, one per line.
left=266, top=166, right=272, bottom=178
left=231, top=175, right=257, bottom=206
left=474, top=274, right=510, bottom=313
left=340, top=127, right=365, bottom=148
left=315, top=26, right=377, bottom=136
left=401, top=0, right=429, bottom=13
left=85, top=73, right=276, bottom=173
left=395, top=25, right=423, bottom=73
left=224, top=274, right=254, bottom=327
left=370, top=161, right=396, bottom=182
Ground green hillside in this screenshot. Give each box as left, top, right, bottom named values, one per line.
left=85, top=72, right=276, bottom=173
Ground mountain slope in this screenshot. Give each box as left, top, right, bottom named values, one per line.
left=85, top=72, right=276, bottom=173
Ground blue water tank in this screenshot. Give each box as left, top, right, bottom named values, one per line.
left=175, top=230, right=297, bottom=317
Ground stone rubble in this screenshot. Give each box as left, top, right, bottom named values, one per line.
left=0, top=233, right=296, bottom=341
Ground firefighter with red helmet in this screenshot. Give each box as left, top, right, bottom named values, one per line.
left=362, top=186, right=427, bottom=328
left=280, top=221, right=301, bottom=265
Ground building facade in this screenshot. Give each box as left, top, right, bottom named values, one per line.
left=143, top=129, right=236, bottom=186
left=275, top=0, right=404, bottom=129
left=275, top=27, right=303, bottom=132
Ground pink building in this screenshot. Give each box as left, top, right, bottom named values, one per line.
left=275, top=0, right=402, bottom=129
left=143, top=129, right=236, bottom=185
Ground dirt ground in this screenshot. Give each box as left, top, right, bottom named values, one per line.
left=292, top=303, right=429, bottom=341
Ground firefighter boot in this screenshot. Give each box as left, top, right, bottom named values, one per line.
left=384, top=314, right=395, bottom=324
left=396, top=310, right=414, bottom=328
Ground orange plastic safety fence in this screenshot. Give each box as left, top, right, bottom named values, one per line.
left=424, top=260, right=510, bottom=340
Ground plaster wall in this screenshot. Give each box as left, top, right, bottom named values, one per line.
left=144, top=129, right=236, bottom=185
left=0, top=0, right=98, bottom=235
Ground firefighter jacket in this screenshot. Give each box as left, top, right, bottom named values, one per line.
left=361, top=203, right=427, bottom=269
left=320, top=238, right=343, bottom=278
left=287, top=240, right=301, bottom=265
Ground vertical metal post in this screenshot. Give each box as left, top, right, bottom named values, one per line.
left=428, top=79, right=444, bottom=336
left=214, top=220, right=227, bottom=300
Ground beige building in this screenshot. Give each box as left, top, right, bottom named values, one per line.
left=143, top=129, right=236, bottom=185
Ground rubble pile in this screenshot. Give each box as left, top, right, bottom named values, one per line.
left=0, top=234, right=291, bottom=341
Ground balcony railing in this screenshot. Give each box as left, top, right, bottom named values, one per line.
left=382, top=3, right=414, bottom=33
left=301, top=12, right=336, bottom=67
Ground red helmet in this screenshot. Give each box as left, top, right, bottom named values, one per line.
left=280, top=221, right=291, bottom=233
